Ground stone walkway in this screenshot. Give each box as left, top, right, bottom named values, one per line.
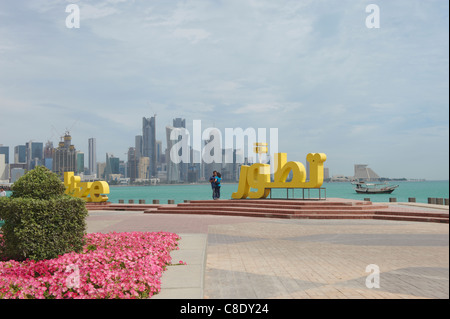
left=86, top=206, right=449, bottom=299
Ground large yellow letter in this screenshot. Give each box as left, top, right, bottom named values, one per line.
left=247, top=163, right=271, bottom=199
left=64, top=172, right=75, bottom=195
left=272, top=153, right=306, bottom=187
left=231, top=164, right=271, bottom=199
left=64, top=171, right=110, bottom=202
left=89, top=181, right=110, bottom=202
left=232, top=165, right=251, bottom=199
left=302, top=153, right=327, bottom=188
left=77, top=182, right=93, bottom=201
left=70, top=175, right=82, bottom=196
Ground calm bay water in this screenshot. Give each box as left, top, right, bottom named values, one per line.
left=3, top=181, right=448, bottom=204
left=104, top=180, right=449, bottom=204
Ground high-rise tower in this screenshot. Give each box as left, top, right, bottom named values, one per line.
left=143, top=116, right=156, bottom=177
left=53, top=132, right=77, bottom=178
left=88, top=138, right=97, bottom=176
left=26, top=141, right=43, bottom=170
left=173, top=118, right=187, bottom=182
left=0, top=145, right=9, bottom=164
left=14, top=145, right=26, bottom=164
left=166, top=126, right=179, bottom=183
left=44, top=141, right=54, bottom=171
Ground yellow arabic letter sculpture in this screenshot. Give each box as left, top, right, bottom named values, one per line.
left=64, top=172, right=109, bottom=202
left=247, top=163, right=271, bottom=199
left=231, top=164, right=271, bottom=199
left=272, top=153, right=306, bottom=187
left=232, top=165, right=250, bottom=199
left=303, top=153, right=327, bottom=188
left=231, top=152, right=327, bottom=199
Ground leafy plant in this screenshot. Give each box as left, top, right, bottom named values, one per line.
left=0, top=166, right=87, bottom=261
left=10, top=166, right=66, bottom=200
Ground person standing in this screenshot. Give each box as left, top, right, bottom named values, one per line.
left=209, top=171, right=217, bottom=199
left=0, top=188, right=6, bottom=197
left=213, top=172, right=222, bottom=200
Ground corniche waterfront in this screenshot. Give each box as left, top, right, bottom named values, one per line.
left=109, top=180, right=449, bottom=204
left=97, top=180, right=448, bottom=204
left=2, top=180, right=448, bottom=204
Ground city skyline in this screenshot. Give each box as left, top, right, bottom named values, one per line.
left=0, top=1, right=448, bottom=180
left=0, top=119, right=443, bottom=182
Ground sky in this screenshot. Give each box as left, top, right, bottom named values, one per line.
left=0, top=0, right=448, bottom=180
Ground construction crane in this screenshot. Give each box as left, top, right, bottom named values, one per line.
left=50, top=125, right=62, bottom=142
left=66, top=119, right=78, bottom=135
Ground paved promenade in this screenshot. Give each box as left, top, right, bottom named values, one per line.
left=86, top=203, right=449, bottom=299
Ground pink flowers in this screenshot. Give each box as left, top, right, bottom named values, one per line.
left=0, top=232, right=184, bottom=299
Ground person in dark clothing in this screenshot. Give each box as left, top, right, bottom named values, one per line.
left=209, top=171, right=217, bottom=199
left=213, top=172, right=222, bottom=200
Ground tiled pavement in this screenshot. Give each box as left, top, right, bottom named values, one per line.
left=86, top=206, right=449, bottom=299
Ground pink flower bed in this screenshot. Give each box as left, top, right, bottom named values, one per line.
left=0, top=231, right=183, bottom=299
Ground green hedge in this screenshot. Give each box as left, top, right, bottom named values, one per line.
left=10, top=165, right=66, bottom=200
left=0, top=167, right=88, bottom=261
left=0, top=196, right=88, bottom=261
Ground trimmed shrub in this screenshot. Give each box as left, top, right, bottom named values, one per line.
left=0, top=167, right=88, bottom=261
left=0, top=197, right=87, bottom=261
left=10, top=166, right=66, bottom=200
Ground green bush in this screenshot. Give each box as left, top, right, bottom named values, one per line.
left=0, top=197, right=88, bottom=261
left=11, top=166, right=66, bottom=200
left=0, top=167, right=88, bottom=261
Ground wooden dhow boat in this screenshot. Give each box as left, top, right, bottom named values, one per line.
left=352, top=182, right=399, bottom=194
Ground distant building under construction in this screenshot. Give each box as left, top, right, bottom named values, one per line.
left=53, top=132, right=77, bottom=178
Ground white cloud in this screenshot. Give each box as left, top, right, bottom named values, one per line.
left=143, top=0, right=208, bottom=27
left=26, top=0, right=61, bottom=13
left=233, top=103, right=281, bottom=114
left=172, top=28, right=211, bottom=44
left=80, top=3, right=119, bottom=20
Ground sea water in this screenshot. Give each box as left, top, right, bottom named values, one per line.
left=2, top=180, right=448, bottom=204
left=107, top=180, right=448, bottom=204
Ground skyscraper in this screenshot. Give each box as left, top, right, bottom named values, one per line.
left=44, top=141, right=54, bottom=171
left=135, top=135, right=143, bottom=160
left=143, top=116, right=156, bottom=177
left=88, top=138, right=97, bottom=176
left=173, top=118, right=188, bottom=182
left=0, top=154, right=7, bottom=181
left=0, top=145, right=9, bottom=164
left=166, top=126, right=179, bottom=183
left=127, top=147, right=138, bottom=182
left=156, top=140, right=162, bottom=164
left=173, top=118, right=186, bottom=128
left=14, top=145, right=26, bottom=164
left=76, top=152, right=85, bottom=174
left=138, top=157, right=150, bottom=180
left=26, top=141, right=43, bottom=170
left=105, top=153, right=120, bottom=181
left=53, top=132, right=77, bottom=178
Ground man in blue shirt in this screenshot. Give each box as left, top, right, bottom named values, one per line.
left=213, top=172, right=222, bottom=200
left=209, top=171, right=217, bottom=199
